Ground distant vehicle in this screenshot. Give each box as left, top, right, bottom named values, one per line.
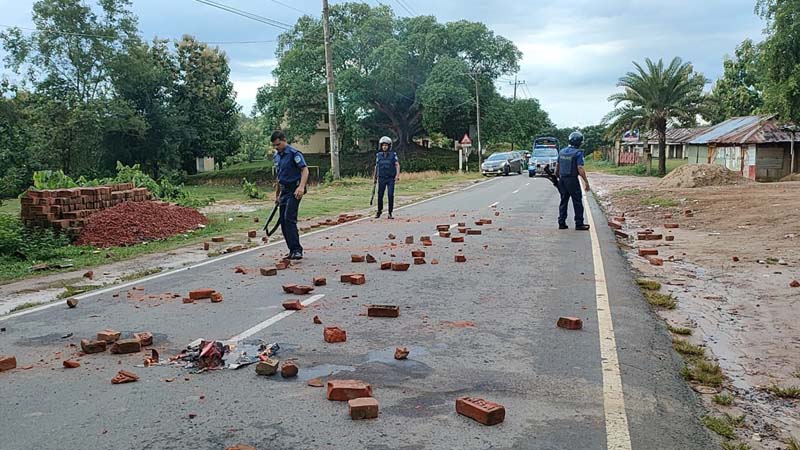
left=481, top=151, right=524, bottom=176
left=529, top=136, right=561, bottom=177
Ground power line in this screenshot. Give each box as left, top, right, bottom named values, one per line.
left=392, top=0, right=414, bottom=15
left=0, top=24, right=276, bottom=45
left=267, top=0, right=314, bottom=16
left=397, top=0, right=418, bottom=15
left=192, top=0, right=294, bottom=31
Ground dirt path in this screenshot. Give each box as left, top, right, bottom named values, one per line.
left=590, top=172, right=800, bottom=449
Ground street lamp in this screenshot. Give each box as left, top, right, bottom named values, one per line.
left=781, top=124, right=798, bottom=174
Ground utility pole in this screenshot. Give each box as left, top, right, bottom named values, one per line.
left=509, top=76, right=525, bottom=150
left=322, top=0, right=340, bottom=180
left=474, top=73, right=482, bottom=168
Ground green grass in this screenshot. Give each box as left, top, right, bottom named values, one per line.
left=713, top=393, right=734, bottom=406
left=585, top=158, right=687, bottom=177
left=667, top=324, right=693, bottom=336
left=9, top=302, right=40, bottom=313
left=786, top=437, right=800, bottom=450
left=682, top=360, right=724, bottom=387
left=644, top=291, right=677, bottom=309
left=636, top=278, right=662, bottom=291
left=643, top=195, right=679, bottom=208
left=0, top=198, right=20, bottom=216
left=768, top=385, right=800, bottom=399
left=55, top=284, right=103, bottom=299
left=702, top=415, right=737, bottom=439
left=673, top=339, right=706, bottom=356
left=722, top=442, right=751, bottom=450
left=119, top=267, right=164, bottom=282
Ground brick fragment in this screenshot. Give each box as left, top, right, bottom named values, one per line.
left=134, top=332, right=153, bottom=347
left=405, top=236, right=414, bottom=244
left=349, top=397, right=379, bottom=420
left=282, top=299, right=304, bottom=310
left=607, top=220, right=623, bottom=230
left=557, top=317, right=583, bottom=330
left=289, top=285, right=315, bottom=295
left=66, top=298, right=79, bottom=308
left=63, top=360, right=80, bottom=369
left=0, top=356, right=17, bottom=371
left=387, top=234, right=396, bottom=240
left=647, top=256, right=664, bottom=266
left=664, top=223, right=680, bottom=229
left=261, top=267, right=278, bottom=276
left=455, top=255, right=467, bottom=263
left=313, top=276, right=327, bottom=286
left=255, top=358, right=279, bottom=376
left=313, top=315, right=323, bottom=324
left=414, top=257, right=426, bottom=265
left=280, top=361, right=298, bottom=378
left=380, top=262, right=392, bottom=270
left=420, top=235, right=431, bottom=242
left=790, top=280, right=800, bottom=288
left=665, top=235, right=675, bottom=242
left=282, top=284, right=298, bottom=293
left=340, top=274, right=355, bottom=283
left=97, top=329, right=121, bottom=343
left=638, top=234, right=663, bottom=241
left=366, top=254, right=377, bottom=264
left=436, top=225, right=450, bottom=232
left=225, top=245, right=244, bottom=254
left=234, top=266, right=248, bottom=274
left=411, top=250, right=426, bottom=258
left=81, top=339, right=107, bottom=354
left=182, top=297, right=194, bottom=304
left=638, top=248, right=659, bottom=257
left=456, top=397, right=505, bottom=426
left=83, top=271, right=94, bottom=279
left=324, top=327, right=347, bottom=343
left=351, top=254, right=366, bottom=263
left=440, top=231, right=451, bottom=238
left=614, top=230, right=629, bottom=239
left=394, top=347, right=410, bottom=360
left=227, top=444, right=256, bottom=450
left=458, top=222, right=466, bottom=227
left=189, top=289, right=215, bottom=300
left=111, top=370, right=139, bottom=384
left=431, top=259, right=439, bottom=265
left=367, top=305, right=400, bottom=318
left=210, top=292, right=223, bottom=303
left=327, top=379, right=373, bottom=401
left=613, top=217, right=626, bottom=223
left=276, top=262, right=289, bottom=270
left=467, top=229, right=482, bottom=236
left=350, top=275, right=366, bottom=285
left=110, top=338, right=142, bottom=354
left=732, top=256, right=740, bottom=262
left=452, top=236, right=465, bottom=243
left=391, top=263, right=410, bottom=272
left=211, top=237, right=225, bottom=243
left=203, top=242, right=210, bottom=251
left=247, top=230, right=257, bottom=238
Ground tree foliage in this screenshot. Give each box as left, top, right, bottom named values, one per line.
left=756, top=0, right=800, bottom=123
left=706, top=39, right=764, bottom=123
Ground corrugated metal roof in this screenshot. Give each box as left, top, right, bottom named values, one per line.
left=639, top=127, right=710, bottom=144
left=708, top=117, right=796, bottom=144
left=690, top=116, right=764, bottom=144
left=622, top=115, right=798, bottom=146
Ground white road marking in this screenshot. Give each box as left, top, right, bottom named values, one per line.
left=229, top=294, right=325, bottom=342
left=449, top=224, right=458, bottom=229
left=488, top=201, right=499, bottom=208
left=512, top=189, right=520, bottom=194
left=584, top=190, right=633, bottom=450
left=1, top=177, right=498, bottom=321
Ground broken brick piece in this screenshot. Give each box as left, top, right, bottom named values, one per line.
left=394, top=347, right=410, bottom=360
left=227, top=445, right=257, bottom=450
left=313, top=315, right=322, bottom=324
left=97, top=329, right=121, bottom=343
left=203, top=242, right=210, bottom=251
left=182, top=297, right=194, bottom=304
left=665, top=235, right=675, bottom=242
left=340, top=274, right=356, bottom=283
left=638, top=248, right=659, bottom=257
left=282, top=299, right=304, bottom=311
left=349, top=397, right=379, bottom=420
left=247, top=230, right=257, bottom=238
left=440, top=231, right=452, bottom=238
left=458, top=222, right=466, bottom=227
left=110, top=338, right=142, bottom=354
left=791, top=280, right=800, bottom=288
left=452, top=236, right=465, bottom=243
left=420, top=235, right=431, bottom=242
left=482, top=219, right=493, bottom=225
left=282, top=284, right=298, bottom=294
left=189, top=289, right=215, bottom=300
left=63, top=360, right=80, bottom=369
left=457, top=227, right=468, bottom=234
left=455, top=255, right=467, bottom=263
left=380, top=262, right=392, bottom=270
left=404, top=236, right=414, bottom=244
left=664, top=223, right=680, bottom=229
left=66, top=298, right=79, bottom=308
left=351, top=254, right=366, bottom=263
left=234, top=266, right=248, bottom=274
left=0, top=355, right=17, bottom=371
left=614, top=230, right=630, bottom=239
left=211, top=237, right=225, bottom=243
left=327, top=379, right=373, bottom=401
left=431, top=259, right=440, bottom=265
left=732, top=256, right=740, bottom=262
left=255, top=358, right=279, bottom=376
left=280, top=361, right=298, bottom=378
left=647, top=256, right=664, bottom=266
left=275, top=262, right=289, bottom=271
left=81, top=339, right=107, bottom=354
left=261, top=267, right=278, bottom=276
left=324, top=327, right=347, bottom=343
left=210, top=292, right=223, bottom=303
left=367, top=305, right=400, bottom=318
left=414, top=257, right=426, bottom=265
left=422, top=240, right=433, bottom=247
left=411, top=250, right=426, bottom=258
left=83, top=271, right=94, bottom=279
left=437, top=225, right=450, bottom=232
left=467, top=229, right=482, bottom=236
left=350, top=275, right=366, bottom=285
left=557, top=317, right=583, bottom=330
left=313, top=276, right=327, bottom=286
left=456, top=397, right=506, bottom=426
left=387, top=234, right=396, bottom=240
left=111, top=370, right=139, bottom=384
left=366, top=254, right=377, bottom=264
left=607, top=220, right=623, bottom=230
left=391, top=263, right=410, bottom=272
left=134, top=332, right=153, bottom=347
left=289, top=285, right=315, bottom=295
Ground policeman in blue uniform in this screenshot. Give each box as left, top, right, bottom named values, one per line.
left=555, top=131, right=591, bottom=231
left=271, top=131, right=309, bottom=259
left=373, top=136, right=400, bottom=219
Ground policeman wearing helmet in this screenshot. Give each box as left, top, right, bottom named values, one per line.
left=555, top=131, right=591, bottom=231
left=373, top=136, right=400, bottom=219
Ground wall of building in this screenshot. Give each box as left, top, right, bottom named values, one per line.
left=686, top=145, right=709, bottom=164
left=756, top=144, right=790, bottom=181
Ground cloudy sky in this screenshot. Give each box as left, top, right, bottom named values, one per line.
left=0, top=0, right=766, bottom=127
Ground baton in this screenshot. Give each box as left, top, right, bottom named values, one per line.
left=262, top=202, right=281, bottom=236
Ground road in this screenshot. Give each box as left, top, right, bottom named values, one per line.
left=0, top=174, right=717, bottom=450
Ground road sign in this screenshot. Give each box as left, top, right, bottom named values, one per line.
left=460, top=134, right=472, bottom=146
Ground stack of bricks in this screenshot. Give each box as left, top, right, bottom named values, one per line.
left=20, top=183, right=152, bottom=237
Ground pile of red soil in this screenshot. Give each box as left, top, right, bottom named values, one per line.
left=75, top=201, right=208, bottom=248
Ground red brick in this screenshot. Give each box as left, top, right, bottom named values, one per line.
left=340, top=274, right=356, bottom=283
left=394, top=346, right=410, bottom=360
left=482, top=219, right=493, bottom=225
left=664, top=213, right=673, bottom=219
left=227, top=444, right=257, bottom=450
left=411, top=250, right=426, bottom=258
left=83, top=270, right=94, bottom=279
left=351, top=254, right=366, bottom=263
left=0, top=356, right=17, bottom=371
left=234, top=266, right=248, bottom=274
left=431, top=259, right=440, bottom=265
left=391, top=263, right=410, bottom=272
left=276, top=262, right=289, bottom=270
left=282, top=284, right=298, bottom=293
left=647, top=256, right=664, bottom=266
left=665, top=235, right=675, bottom=242
left=350, top=275, right=366, bottom=285
left=111, top=370, right=139, bottom=384
left=247, top=230, right=257, bottom=238
left=367, top=305, right=400, bottom=318
left=422, top=240, right=433, bottom=247
left=455, top=255, right=467, bottom=263
left=313, top=315, right=323, bottom=324
left=211, top=237, right=225, bottom=243
left=313, top=276, right=327, bottom=286
left=638, top=248, right=659, bottom=257
left=134, top=332, right=153, bottom=347
left=81, top=339, right=107, bottom=354
left=452, top=236, right=465, bottom=243
left=405, top=236, right=414, bottom=244
left=324, top=327, right=347, bottom=343
left=366, top=254, right=377, bottom=264
left=613, top=217, right=626, bottom=223
left=458, top=227, right=468, bottom=234
left=557, top=317, right=583, bottom=330
left=110, top=338, right=142, bottom=354
left=282, top=299, right=304, bottom=310
left=97, top=329, right=121, bottom=343
left=732, top=256, right=740, bottom=262
left=456, top=397, right=506, bottom=426
left=638, top=234, right=663, bottom=241
left=261, top=267, right=278, bottom=276
left=210, top=292, right=223, bottom=303
left=614, top=230, right=630, bottom=239
left=420, top=235, right=431, bottom=242
left=349, top=397, right=379, bottom=420
left=289, top=285, right=315, bottom=295
left=281, top=361, right=298, bottom=378
left=66, top=298, right=78, bottom=308
left=203, top=242, right=210, bottom=251
left=63, top=360, right=80, bottom=369
left=414, top=257, right=426, bottom=265
left=791, top=280, right=800, bottom=288
left=664, top=223, right=680, bottom=229
left=182, top=297, right=194, bottom=304
left=607, top=220, right=623, bottom=230
left=189, top=289, right=215, bottom=300
left=380, top=262, right=392, bottom=270
left=458, top=222, right=466, bottom=227
left=327, top=379, right=373, bottom=401
left=440, top=231, right=451, bottom=238
left=467, top=229, right=482, bottom=236
left=436, top=225, right=450, bottom=232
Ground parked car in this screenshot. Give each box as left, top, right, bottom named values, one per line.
left=481, top=152, right=524, bottom=176
left=529, top=137, right=560, bottom=177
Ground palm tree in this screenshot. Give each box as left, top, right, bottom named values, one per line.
left=605, top=57, right=707, bottom=176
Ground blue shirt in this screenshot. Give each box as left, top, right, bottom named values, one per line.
left=376, top=151, right=399, bottom=179
left=274, top=145, right=307, bottom=184
left=558, top=146, right=584, bottom=178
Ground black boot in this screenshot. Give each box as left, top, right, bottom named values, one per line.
left=375, top=211, right=382, bottom=219
left=575, top=224, right=590, bottom=231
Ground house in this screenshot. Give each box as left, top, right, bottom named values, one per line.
left=620, top=127, right=709, bottom=160
left=290, top=115, right=332, bottom=154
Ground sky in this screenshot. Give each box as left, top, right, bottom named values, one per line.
left=0, top=0, right=766, bottom=127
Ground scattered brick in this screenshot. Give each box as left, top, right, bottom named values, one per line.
left=414, top=257, right=426, bottom=265
left=638, top=248, right=659, bottom=257
left=440, top=231, right=451, bottom=238
left=340, top=274, right=355, bottom=283
left=247, top=230, right=257, bottom=238
left=313, top=277, right=327, bottom=286
left=210, top=292, right=223, bottom=303
left=405, top=236, right=414, bottom=244
left=394, top=347, right=410, bottom=360
left=110, top=338, right=142, bottom=354
left=189, top=289, right=215, bottom=300
left=647, top=256, right=664, bottom=266
left=308, top=378, right=325, bottom=388
left=456, top=397, right=506, bottom=426
left=458, top=222, right=466, bottom=227
left=411, top=250, right=425, bottom=258
left=97, top=329, right=121, bottom=343
left=281, top=361, right=298, bottom=378
left=282, top=284, right=298, bottom=293
left=283, top=299, right=304, bottom=311
left=261, top=267, right=278, bottom=276
left=422, top=240, right=433, bottom=247
left=607, top=220, right=623, bottom=230
left=255, top=358, right=279, bottom=376
left=81, top=339, right=107, bottom=354
left=111, top=370, right=139, bottom=384
left=436, top=225, right=450, bottom=232
left=387, top=234, right=396, bottom=240
left=638, top=234, right=663, bottom=241
left=391, top=262, right=410, bottom=272
left=182, top=297, right=194, bottom=304
left=211, top=237, right=225, bottom=243
left=665, top=235, right=675, bottom=242
left=134, top=332, right=153, bottom=347
left=349, top=398, right=379, bottom=420
left=66, top=298, right=79, bottom=308
left=227, top=444, right=256, bottom=450
left=289, top=285, right=315, bottom=295
left=83, top=271, right=94, bottom=279
left=313, top=315, right=323, bottom=324
left=327, top=380, right=373, bottom=401
left=664, top=223, right=680, bottom=229
left=452, top=236, right=465, bottom=243
left=366, top=254, right=377, bottom=264
left=614, top=230, right=630, bottom=239
left=0, top=356, right=17, bottom=371
left=732, top=256, right=740, bottom=262
left=276, top=262, right=289, bottom=270
left=63, top=360, right=81, bottom=369
left=350, top=275, right=366, bottom=285
left=368, top=305, right=400, bottom=318
left=351, top=254, right=366, bottom=263
left=203, top=242, right=210, bottom=251
left=380, top=262, right=392, bottom=270
left=420, top=235, right=431, bottom=242
left=324, top=327, right=347, bottom=343
left=225, top=245, right=244, bottom=254
left=234, top=266, right=248, bottom=274
left=467, top=229, right=482, bottom=236
left=431, top=259, right=439, bottom=265
left=557, top=317, right=583, bottom=330
left=790, top=280, right=800, bottom=288
left=613, top=217, right=625, bottom=223
left=455, top=255, right=467, bottom=263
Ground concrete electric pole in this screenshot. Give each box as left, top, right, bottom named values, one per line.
left=322, top=0, right=340, bottom=180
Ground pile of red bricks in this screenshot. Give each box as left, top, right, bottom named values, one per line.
left=20, top=183, right=152, bottom=236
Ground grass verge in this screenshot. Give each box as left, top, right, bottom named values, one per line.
left=644, top=290, right=677, bottom=309
left=667, top=324, right=693, bottom=335
left=702, top=415, right=736, bottom=439
left=713, top=393, right=734, bottom=406
left=768, top=385, right=800, bottom=399
left=672, top=339, right=706, bottom=357
left=682, top=359, right=724, bottom=387
left=119, top=267, right=164, bottom=282
left=636, top=278, right=662, bottom=291
left=9, top=302, right=40, bottom=313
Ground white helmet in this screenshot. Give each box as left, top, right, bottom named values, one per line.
left=379, top=136, right=392, bottom=147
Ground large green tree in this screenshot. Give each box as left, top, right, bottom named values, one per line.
left=256, top=3, right=521, bottom=154
left=757, top=0, right=800, bottom=123
left=706, top=38, right=764, bottom=123
left=604, top=57, right=707, bottom=176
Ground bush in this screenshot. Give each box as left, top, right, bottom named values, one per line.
left=241, top=178, right=263, bottom=199
left=0, top=215, right=69, bottom=261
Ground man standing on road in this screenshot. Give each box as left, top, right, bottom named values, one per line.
left=555, top=131, right=591, bottom=231
left=373, top=136, right=400, bottom=219
left=272, top=131, right=309, bottom=260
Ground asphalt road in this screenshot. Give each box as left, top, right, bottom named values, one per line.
left=0, top=174, right=717, bottom=450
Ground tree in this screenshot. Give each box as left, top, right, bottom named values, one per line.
left=604, top=57, right=707, bottom=176
left=706, top=39, right=764, bottom=123
left=579, top=124, right=612, bottom=156
left=483, top=96, right=552, bottom=150
left=757, top=0, right=800, bottom=123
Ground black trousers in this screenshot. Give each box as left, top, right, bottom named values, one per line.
left=279, top=183, right=302, bottom=253
left=558, top=177, right=585, bottom=226
left=377, top=178, right=395, bottom=214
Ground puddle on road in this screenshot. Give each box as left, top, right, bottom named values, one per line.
left=365, top=346, right=429, bottom=365
left=297, top=364, right=356, bottom=382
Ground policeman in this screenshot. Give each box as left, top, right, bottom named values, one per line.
left=271, top=131, right=309, bottom=260
left=373, top=136, right=400, bottom=219
left=555, top=131, right=591, bottom=231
